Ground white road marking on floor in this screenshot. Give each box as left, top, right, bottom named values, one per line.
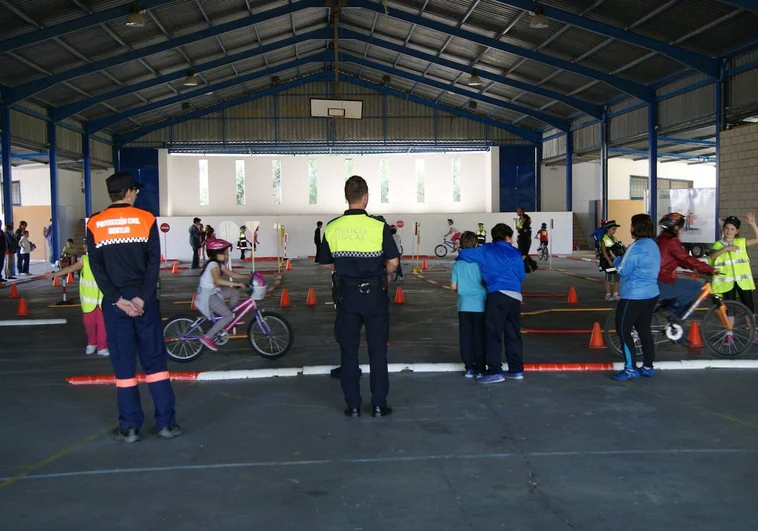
left=0, top=319, right=67, bottom=327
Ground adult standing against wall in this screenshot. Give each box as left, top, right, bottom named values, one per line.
left=87, top=172, right=181, bottom=443
left=189, top=217, right=202, bottom=269
left=314, top=221, right=323, bottom=263
left=4, top=224, right=18, bottom=280
left=318, top=176, right=399, bottom=418
left=0, top=220, right=6, bottom=282
left=14, top=221, right=27, bottom=275
left=43, top=218, right=55, bottom=267
left=517, top=208, right=538, bottom=273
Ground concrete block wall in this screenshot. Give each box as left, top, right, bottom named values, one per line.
left=718, top=122, right=758, bottom=274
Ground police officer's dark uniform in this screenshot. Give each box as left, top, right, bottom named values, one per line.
left=318, top=209, right=399, bottom=417
left=86, top=172, right=180, bottom=443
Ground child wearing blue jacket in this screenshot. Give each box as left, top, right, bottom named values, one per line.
left=613, top=214, right=661, bottom=381
left=451, top=232, right=487, bottom=378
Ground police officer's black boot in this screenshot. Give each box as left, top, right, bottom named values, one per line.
left=344, top=407, right=361, bottom=417
left=330, top=366, right=362, bottom=379
left=372, top=405, right=392, bottom=417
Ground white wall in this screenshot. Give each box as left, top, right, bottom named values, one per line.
left=91, top=168, right=113, bottom=214
left=164, top=152, right=492, bottom=217
left=56, top=168, right=85, bottom=247
left=157, top=211, right=574, bottom=261
left=607, top=158, right=716, bottom=200
left=11, top=165, right=52, bottom=205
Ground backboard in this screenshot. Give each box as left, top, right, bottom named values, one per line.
left=310, top=98, right=363, bottom=119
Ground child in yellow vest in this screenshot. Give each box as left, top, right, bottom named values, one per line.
left=45, top=255, right=109, bottom=356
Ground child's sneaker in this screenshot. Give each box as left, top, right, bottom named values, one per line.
left=97, top=348, right=110, bottom=357
left=612, top=368, right=641, bottom=381
left=475, top=373, right=483, bottom=379
left=85, top=345, right=97, bottom=355
left=613, top=293, right=621, bottom=301
left=504, top=372, right=524, bottom=380
left=464, top=370, right=475, bottom=378
left=605, top=293, right=614, bottom=301
left=477, top=373, right=505, bottom=384
left=199, top=335, right=218, bottom=351
left=639, top=366, right=655, bottom=377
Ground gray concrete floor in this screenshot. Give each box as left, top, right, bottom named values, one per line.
left=1, top=257, right=757, bottom=530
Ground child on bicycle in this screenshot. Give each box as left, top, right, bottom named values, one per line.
left=445, top=219, right=462, bottom=250
left=535, top=223, right=549, bottom=253
left=451, top=231, right=486, bottom=378
left=195, top=239, right=250, bottom=351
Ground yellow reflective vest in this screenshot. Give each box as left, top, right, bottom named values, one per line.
left=710, top=238, right=755, bottom=293
left=79, top=255, right=104, bottom=313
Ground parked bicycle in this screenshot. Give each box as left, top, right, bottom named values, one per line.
left=163, top=275, right=293, bottom=363
left=604, top=277, right=756, bottom=359
left=434, top=238, right=458, bottom=258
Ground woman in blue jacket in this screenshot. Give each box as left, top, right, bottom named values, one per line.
left=613, top=214, right=661, bottom=381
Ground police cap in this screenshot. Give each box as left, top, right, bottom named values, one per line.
left=107, top=172, right=144, bottom=193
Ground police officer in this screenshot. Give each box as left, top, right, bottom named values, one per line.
left=87, top=172, right=181, bottom=443
left=476, top=223, right=487, bottom=246
left=517, top=207, right=538, bottom=273
left=318, top=176, right=400, bottom=417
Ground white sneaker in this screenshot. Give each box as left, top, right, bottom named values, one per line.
left=97, top=348, right=110, bottom=357
left=605, top=293, right=614, bottom=301
left=85, top=345, right=97, bottom=355
left=613, top=293, right=621, bottom=301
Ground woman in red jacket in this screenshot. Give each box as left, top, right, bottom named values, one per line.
left=657, top=213, right=717, bottom=320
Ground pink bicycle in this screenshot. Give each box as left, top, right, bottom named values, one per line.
left=163, top=280, right=293, bottom=363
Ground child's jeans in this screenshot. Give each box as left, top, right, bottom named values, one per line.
left=458, top=311, right=485, bottom=373
left=484, top=292, right=524, bottom=374
left=83, top=307, right=108, bottom=350
left=18, top=253, right=30, bottom=274
left=205, top=287, right=241, bottom=338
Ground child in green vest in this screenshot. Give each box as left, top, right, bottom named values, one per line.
left=45, top=255, right=109, bottom=357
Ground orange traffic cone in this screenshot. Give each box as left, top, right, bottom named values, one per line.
left=672, top=270, right=679, bottom=279
left=567, top=286, right=579, bottom=304
left=285, top=259, right=292, bottom=271
left=171, top=263, right=179, bottom=275
left=53, top=276, right=61, bottom=287
left=160, top=254, right=166, bottom=262
left=280, top=289, right=292, bottom=308
left=9, top=284, right=19, bottom=299
left=421, top=257, right=428, bottom=271
left=691, top=272, right=698, bottom=280
left=394, top=286, right=406, bottom=304
left=16, top=297, right=29, bottom=317
left=305, top=288, right=318, bottom=306
left=588, top=322, right=605, bottom=348
left=687, top=321, right=704, bottom=348
left=190, top=292, right=197, bottom=310
left=66, top=272, right=75, bottom=284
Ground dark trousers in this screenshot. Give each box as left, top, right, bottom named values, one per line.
left=334, top=287, right=390, bottom=409
left=484, top=292, right=524, bottom=374
left=314, top=243, right=321, bottom=262
left=458, top=311, right=485, bottom=372
left=518, top=236, right=537, bottom=273
left=240, top=249, right=247, bottom=261
left=723, top=284, right=755, bottom=314
left=18, top=253, right=30, bottom=274
left=191, top=245, right=200, bottom=269
left=0, top=253, right=5, bottom=280
left=658, top=279, right=701, bottom=318
left=616, top=297, right=658, bottom=369
left=102, top=290, right=176, bottom=430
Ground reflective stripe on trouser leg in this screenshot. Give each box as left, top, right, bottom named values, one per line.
left=102, top=299, right=144, bottom=430
left=134, top=294, right=176, bottom=430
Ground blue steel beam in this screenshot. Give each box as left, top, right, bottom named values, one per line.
left=648, top=104, right=658, bottom=222
left=0, top=152, right=48, bottom=160
left=609, top=148, right=715, bottom=162
left=54, top=29, right=328, bottom=122
left=723, top=1, right=758, bottom=13
left=339, top=52, right=570, bottom=131
left=489, top=0, right=720, bottom=78
left=0, top=0, right=181, bottom=55
left=48, top=121, right=60, bottom=259
left=565, top=132, right=573, bottom=212
left=342, top=76, right=540, bottom=144
left=4, top=0, right=323, bottom=105
left=1, top=103, right=12, bottom=227
left=347, top=0, right=655, bottom=101
left=115, top=73, right=333, bottom=146
left=82, top=132, right=92, bottom=219
left=341, top=28, right=603, bottom=119
left=86, top=53, right=330, bottom=133
left=658, top=136, right=716, bottom=147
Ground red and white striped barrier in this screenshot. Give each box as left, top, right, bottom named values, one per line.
left=65, top=359, right=758, bottom=385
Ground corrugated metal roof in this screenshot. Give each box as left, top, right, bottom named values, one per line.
left=635, top=0, right=737, bottom=45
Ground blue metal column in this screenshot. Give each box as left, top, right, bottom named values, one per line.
left=112, top=145, right=120, bottom=172
left=82, top=131, right=92, bottom=218
left=648, top=103, right=658, bottom=223
left=715, top=62, right=726, bottom=240
left=565, top=131, right=573, bottom=211
left=535, top=144, right=542, bottom=211
left=1, top=102, right=12, bottom=228
left=48, top=121, right=60, bottom=259
left=600, top=112, right=609, bottom=220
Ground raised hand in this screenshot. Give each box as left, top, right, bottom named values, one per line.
left=746, top=212, right=755, bottom=225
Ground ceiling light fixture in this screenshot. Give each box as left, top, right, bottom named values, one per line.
left=467, top=68, right=482, bottom=87
left=125, top=5, right=146, bottom=27
left=380, top=74, right=391, bottom=86
left=468, top=101, right=478, bottom=111
left=271, top=76, right=281, bottom=86
left=181, top=102, right=191, bottom=111
left=183, top=70, right=199, bottom=87
left=530, top=4, right=549, bottom=29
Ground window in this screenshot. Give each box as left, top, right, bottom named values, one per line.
left=344, top=158, right=354, bottom=182
left=380, top=159, right=389, bottom=204
left=452, top=158, right=461, bottom=203
left=11, top=181, right=21, bottom=206
left=630, top=175, right=693, bottom=200
left=415, top=158, right=425, bottom=203
left=308, top=159, right=318, bottom=205
left=198, top=159, right=209, bottom=206
left=272, top=160, right=282, bottom=205
left=235, top=160, right=246, bottom=205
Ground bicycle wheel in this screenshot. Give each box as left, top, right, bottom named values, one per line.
left=434, top=244, right=448, bottom=258
left=701, top=300, right=756, bottom=358
left=247, top=310, right=293, bottom=359
left=164, top=315, right=208, bottom=362
left=604, top=309, right=660, bottom=360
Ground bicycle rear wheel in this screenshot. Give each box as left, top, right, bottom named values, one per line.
left=434, top=245, right=448, bottom=258
left=701, top=300, right=756, bottom=358
left=604, top=309, right=660, bottom=360
left=248, top=310, right=293, bottom=359
left=164, top=315, right=208, bottom=362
